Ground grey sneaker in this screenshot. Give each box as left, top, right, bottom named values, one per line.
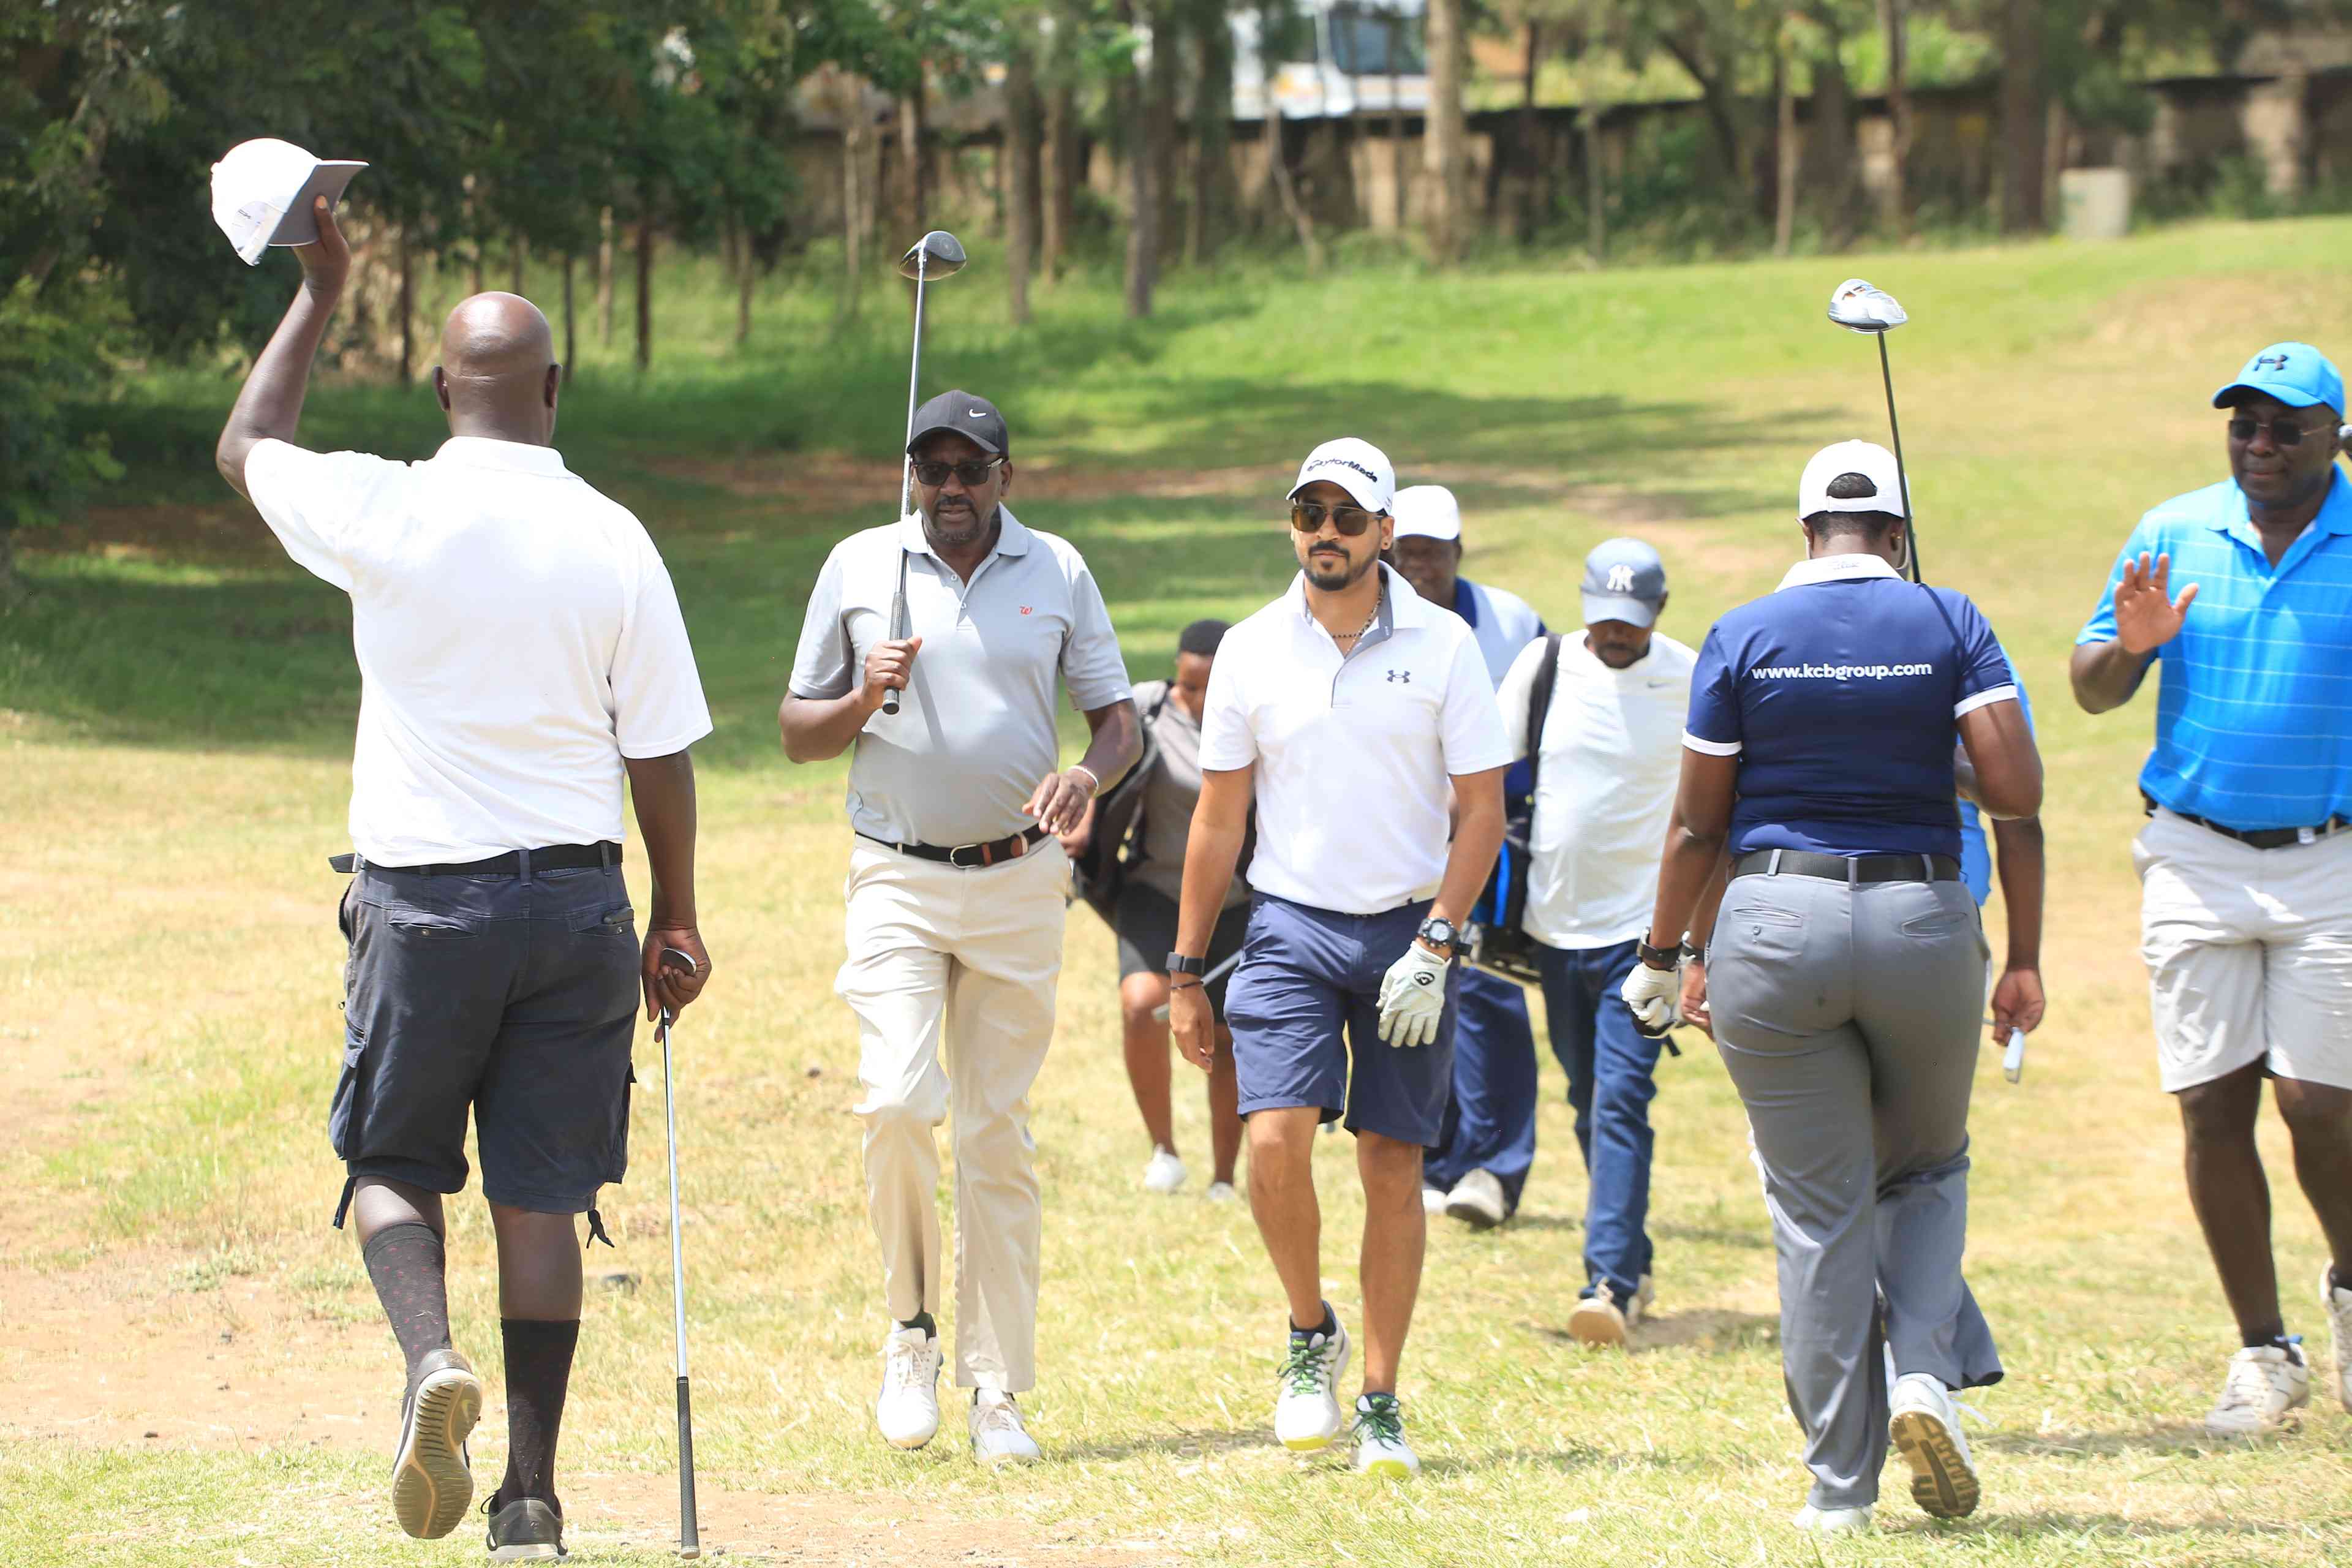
left=392, top=1348, right=483, bottom=1540
left=484, top=1494, right=566, bottom=1562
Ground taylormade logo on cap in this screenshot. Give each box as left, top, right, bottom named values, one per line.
left=1289, top=437, right=1396, bottom=515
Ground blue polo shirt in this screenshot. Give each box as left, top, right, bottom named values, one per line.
left=1685, top=554, right=2017, bottom=859
left=2078, top=470, right=2352, bottom=832
left=1958, top=673, right=2034, bottom=904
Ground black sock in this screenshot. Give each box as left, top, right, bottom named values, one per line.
left=499, top=1319, right=579, bottom=1509
left=2242, top=1325, right=2301, bottom=1363
left=361, top=1222, right=451, bottom=1384
left=898, top=1311, right=936, bottom=1337
left=1290, top=1302, right=1336, bottom=1339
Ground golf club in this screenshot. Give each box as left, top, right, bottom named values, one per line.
left=2003, top=1026, right=2027, bottom=1085
left=1826, top=278, right=1921, bottom=582
left=655, top=946, right=701, bottom=1559
left=883, top=229, right=969, bottom=718
left=1150, top=948, right=1246, bottom=1022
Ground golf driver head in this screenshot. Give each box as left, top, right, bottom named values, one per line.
left=898, top=230, right=967, bottom=281
left=1827, top=277, right=1907, bottom=335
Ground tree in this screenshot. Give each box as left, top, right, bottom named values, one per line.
left=1186, top=0, right=1236, bottom=263
left=1423, top=0, right=1469, bottom=262
left=1005, top=15, right=1044, bottom=323
left=1997, top=0, right=2045, bottom=232
left=1875, top=0, right=1909, bottom=238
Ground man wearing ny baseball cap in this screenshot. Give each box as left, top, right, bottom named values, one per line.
left=2073, top=341, right=2352, bottom=1437
left=1169, top=437, right=1509, bottom=1477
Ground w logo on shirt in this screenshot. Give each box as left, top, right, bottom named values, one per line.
left=1606, top=565, right=1637, bottom=593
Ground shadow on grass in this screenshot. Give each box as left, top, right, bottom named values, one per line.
left=1052, top=1425, right=1275, bottom=1463
left=1526, top=1308, right=1778, bottom=1357
left=1973, top=1420, right=2244, bottom=1460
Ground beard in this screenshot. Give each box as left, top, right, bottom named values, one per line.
left=1593, top=643, right=1646, bottom=669
left=924, top=497, right=993, bottom=549
left=1303, top=546, right=1375, bottom=592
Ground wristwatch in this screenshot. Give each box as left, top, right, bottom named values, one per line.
left=1636, top=937, right=1679, bottom=971
left=1166, top=952, right=1207, bottom=976
left=1416, top=916, right=1457, bottom=955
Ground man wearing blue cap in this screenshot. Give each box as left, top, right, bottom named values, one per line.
left=2073, top=342, right=2352, bottom=1436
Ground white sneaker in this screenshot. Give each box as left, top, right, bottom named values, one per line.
left=1142, top=1147, right=1188, bottom=1194
left=1568, top=1282, right=1629, bottom=1348
left=1205, top=1180, right=1238, bottom=1203
left=1792, top=1504, right=1873, bottom=1536
left=2323, top=1267, right=2352, bottom=1412
left=1274, top=1314, right=1351, bottom=1451
left=968, top=1389, right=1041, bottom=1464
left=1442, top=1169, right=1508, bottom=1229
left=876, top=1324, right=943, bottom=1450
left=1888, top=1373, right=1981, bottom=1518
left=2203, top=1343, right=2312, bottom=1436
left=1420, top=1186, right=1447, bottom=1216
left=1348, top=1393, right=1418, bottom=1478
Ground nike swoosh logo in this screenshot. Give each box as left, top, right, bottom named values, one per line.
left=968, top=409, right=988, bottom=418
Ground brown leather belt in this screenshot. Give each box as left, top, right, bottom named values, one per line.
left=859, top=825, right=1048, bottom=868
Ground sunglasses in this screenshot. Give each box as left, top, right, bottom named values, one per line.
left=912, top=457, right=1005, bottom=487
left=1289, top=500, right=1382, bottom=537
left=2226, top=415, right=2332, bottom=448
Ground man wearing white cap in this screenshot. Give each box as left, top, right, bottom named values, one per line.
left=1386, top=486, right=1547, bottom=1229
left=1170, top=439, right=1509, bottom=1477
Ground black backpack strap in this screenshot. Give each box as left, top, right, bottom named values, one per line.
left=1525, top=633, right=1564, bottom=802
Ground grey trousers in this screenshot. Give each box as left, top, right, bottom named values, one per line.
left=1708, top=865, right=2002, bottom=1510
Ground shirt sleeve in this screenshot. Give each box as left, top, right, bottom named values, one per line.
left=787, top=545, right=855, bottom=701
left=1494, top=637, right=1547, bottom=764
left=243, top=439, right=404, bottom=592
left=1197, top=636, right=1257, bottom=771
left=1440, top=627, right=1512, bottom=775
left=1683, top=624, right=1743, bottom=756
left=612, top=531, right=715, bottom=758
left=2077, top=516, right=2158, bottom=646
left=1948, top=594, right=2018, bottom=718
left=1060, top=556, right=1134, bottom=712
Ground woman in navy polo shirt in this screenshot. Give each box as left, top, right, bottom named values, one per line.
left=1623, top=442, right=2043, bottom=1536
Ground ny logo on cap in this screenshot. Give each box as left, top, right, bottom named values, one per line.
left=1607, top=565, right=1637, bottom=593
left=2256, top=353, right=2291, bottom=372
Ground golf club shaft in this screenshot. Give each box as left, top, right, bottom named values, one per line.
left=883, top=252, right=931, bottom=720
left=1876, top=333, right=1920, bottom=582
left=660, top=1013, right=701, bottom=1557
left=881, top=549, right=908, bottom=717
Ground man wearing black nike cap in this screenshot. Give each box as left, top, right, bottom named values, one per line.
left=781, top=389, right=1140, bottom=1463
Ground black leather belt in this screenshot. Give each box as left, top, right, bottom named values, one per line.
left=330, top=842, right=621, bottom=877
left=2147, top=796, right=2351, bottom=851
left=1731, top=849, right=1962, bottom=884
left=859, top=825, right=1048, bottom=869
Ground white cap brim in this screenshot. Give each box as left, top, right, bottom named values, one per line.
left=1581, top=592, right=1660, bottom=628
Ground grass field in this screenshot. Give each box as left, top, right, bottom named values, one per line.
left=6, top=221, right=2352, bottom=1566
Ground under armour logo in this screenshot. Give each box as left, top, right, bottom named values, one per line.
left=1606, top=564, right=1637, bottom=593
left=1386, top=669, right=1411, bottom=684
left=2256, top=353, right=2291, bottom=371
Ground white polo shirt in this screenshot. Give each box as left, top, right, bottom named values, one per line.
left=1199, top=564, right=1510, bottom=915
left=1497, top=630, right=1696, bottom=949
left=244, top=436, right=714, bottom=865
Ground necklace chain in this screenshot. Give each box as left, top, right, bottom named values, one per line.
left=1329, top=581, right=1382, bottom=646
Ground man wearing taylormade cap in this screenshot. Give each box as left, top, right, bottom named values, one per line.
left=1169, top=437, right=1509, bottom=1477
left=1385, top=486, right=1548, bottom=1231
left=2072, top=342, right=2352, bottom=1437
left=781, top=388, right=1140, bottom=1464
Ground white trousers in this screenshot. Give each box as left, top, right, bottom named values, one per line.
left=837, top=837, right=1069, bottom=1391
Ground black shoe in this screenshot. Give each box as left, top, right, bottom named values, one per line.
left=392, top=1348, right=483, bottom=1540
left=484, top=1493, right=567, bottom=1561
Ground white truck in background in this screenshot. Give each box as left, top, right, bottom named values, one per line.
left=1231, top=1, right=1429, bottom=120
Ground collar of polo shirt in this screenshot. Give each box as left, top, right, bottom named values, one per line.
left=1777, top=552, right=1901, bottom=592
left=2203, top=468, right=2352, bottom=537
left=433, top=436, right=570, bottom=477
left=899, top=505, right=1032, bottom=559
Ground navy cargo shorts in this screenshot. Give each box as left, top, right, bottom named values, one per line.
left=1223, top=894, right=1460, bottom=1147
left=331, top=853, right=639, bottom=1227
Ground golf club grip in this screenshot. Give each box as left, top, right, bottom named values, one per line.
left=882, top=688, right=899, bottom=715
left=677, top=1374, right=701, bottom=1556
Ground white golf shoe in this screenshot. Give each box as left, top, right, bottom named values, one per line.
left=1274, top=1314, right=1351, bottom=1452
left=1888, top=1373, right=1981, bottom=1518
left=1420, top=1186, right=1447, bottom=1216
left=876, top=1324, right=943, bottom=1450
left=1205, top=1180, right=1238, bottom=1204
left=2323, top=1267, right=2352, bottom=1412
left=1442, top=1169, right=1508, bottom=1229
left=2203, top=1343, right=2310, bottom=1436
left=1348, top=1393, right=1418, bottom=1478
left=1792, top=1504, right=1873, bottom=1536
left=968, top=1389, right=1042, bottom=1465
left=1142, top=1147, right=1187, bottom=1194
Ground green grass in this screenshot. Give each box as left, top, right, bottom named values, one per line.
left=6, top=219, right=2352, bottom=1565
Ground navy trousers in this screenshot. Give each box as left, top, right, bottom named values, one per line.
left=1423, top=965, right=1540, bottom=1208
left=1537, top=938, right=1662, bottom=1302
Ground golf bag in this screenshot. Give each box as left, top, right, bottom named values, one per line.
left=1068, top=686, right=1258, bottom=927
left=1462, top=633, right=1562, bottom=987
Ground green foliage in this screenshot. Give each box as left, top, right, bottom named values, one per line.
left=0, top=281, right=126, bottom=534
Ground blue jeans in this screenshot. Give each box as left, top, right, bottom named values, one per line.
left=1422, top=967, right=1539, bottom=1208
left=1537, top=938, right=1662, bottom=1301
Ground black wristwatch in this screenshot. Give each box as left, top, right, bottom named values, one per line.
left=1636, top=937, right=1679, bottom=971
left=1416, top=916, right=1457, bottom=954
left=1166, top=952, right=1207, bottom=976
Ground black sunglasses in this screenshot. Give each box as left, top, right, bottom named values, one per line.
left=2227, top=415, right=2332, bottom=448
left=1289, top=500, right=1381, bottom=537
left=912, top=457, right=1005, bottom=487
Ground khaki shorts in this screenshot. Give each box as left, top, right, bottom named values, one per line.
left=2135, top=807, right=2352, bottom=1093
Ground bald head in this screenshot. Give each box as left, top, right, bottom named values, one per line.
left=433, top=292, right=560, bottom=445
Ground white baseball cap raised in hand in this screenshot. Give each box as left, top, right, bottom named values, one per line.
left=210, top=139, right=366, bottom=265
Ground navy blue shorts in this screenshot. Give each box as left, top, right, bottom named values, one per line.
left=332, top=859, right=639, bottom=1221
left=1223, top=894, right=1459, bottom=1147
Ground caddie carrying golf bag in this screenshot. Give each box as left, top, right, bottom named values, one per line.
left=1461, top=633, right=1562, bottom=987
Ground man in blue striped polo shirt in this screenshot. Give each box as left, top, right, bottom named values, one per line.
left=2073, top=342, right=2352, bottom=1438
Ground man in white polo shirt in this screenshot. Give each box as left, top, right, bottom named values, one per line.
left=781, top=390, right=1140, bottom=1465
left=1170, top=438, right=1509, bottom=1478
left=216, top=202, right=713, bottom=1561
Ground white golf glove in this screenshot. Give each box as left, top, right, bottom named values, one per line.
left=1377, top=941, right=1451, bottom=1049
left=1621, top=959, right=1678, bottom=1039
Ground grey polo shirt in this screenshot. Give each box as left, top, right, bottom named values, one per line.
left=790, top=507, right=1132, bottom=846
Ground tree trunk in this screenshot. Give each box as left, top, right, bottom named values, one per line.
left=1774, top=47, right=1797, bottom=255
left=1146, top=2, right=1182, bottom=262
left=396, top=225, right=415, bottom=383
left=737, top=237, right=754, bottom=347
left=1877, top=0, right=1910, bottom=239
left=1388, top=15, right=1408, bottom=230
left=1517, top=21, right=1542, bottom=243
left=597, top=207, right=615, bottom=344
left=1044, top=83, right=1076, bottom=282
left=561, top=252, right=575, bottom=383
left=1801, top=11, right=1860, bottom=247
left=1582, top=102, right=1606, bottom=262
left=1423, top=0, right=1468, bottom=263
left=1188, top=0, right=1234, bottom=263
left=1121, top=2, right=1157, bottom=317
left=1999, top=0, right=2046, bottom=232
left=900, top=88, right=928, bottom=235
left=2043, top=96, right=2069, bottom=229
left=1008, top=39, right=1040, bottom=326
left=1266, top=118, right=1324, bottom=268
left=634, top=210, right=653, bottom=372
left=510, top=236, right=527, bottom=295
